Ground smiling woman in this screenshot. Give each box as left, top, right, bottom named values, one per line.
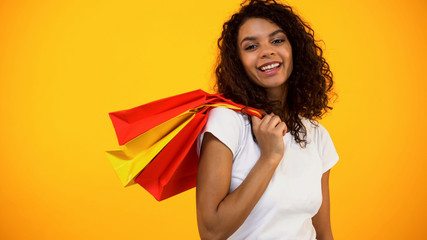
left=196, top=0, right=338, bottom=239
left=238, top=18, right=293, bottom=101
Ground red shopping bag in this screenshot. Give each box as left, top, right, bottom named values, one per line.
left=109, top=89, right=261, bottom=145
left=134, top=108, right=209, bottom=201
left=110, top=89, right=209, bottom=145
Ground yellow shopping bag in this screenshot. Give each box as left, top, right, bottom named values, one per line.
left=106, top=110, right=195, bottom=187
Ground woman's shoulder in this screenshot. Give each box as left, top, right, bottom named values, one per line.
left=299, top=116, right=332, bottom=144
left=198, top=107, right=250, bottom=157
left=299, top=117, right=339, bottom=172
left=207, top=107, right=250, bottom=126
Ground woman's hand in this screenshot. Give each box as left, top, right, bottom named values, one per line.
left=251, top=113, right=287, bottom=164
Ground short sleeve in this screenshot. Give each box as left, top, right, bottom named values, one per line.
left=315, top=124, right=339, bottom=173
left=196, top=107, right=242, bottom=157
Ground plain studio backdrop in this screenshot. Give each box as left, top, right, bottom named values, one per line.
left=0, top=0, right=426, bottom=239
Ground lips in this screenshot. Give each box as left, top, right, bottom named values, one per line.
left=257, top=62, right=282, bottom=72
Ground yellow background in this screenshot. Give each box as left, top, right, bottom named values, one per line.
left=1, top=0, right=426, bottom=239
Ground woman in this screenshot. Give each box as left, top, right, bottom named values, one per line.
left=196, top=0, right=338, bottom=239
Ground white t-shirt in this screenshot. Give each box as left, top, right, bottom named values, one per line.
left=197, top=107, right=339, bottom=240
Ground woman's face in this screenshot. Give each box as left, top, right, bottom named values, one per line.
left=237, top=18, right=293, bottom=100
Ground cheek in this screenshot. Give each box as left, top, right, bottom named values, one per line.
left=239, top=55, right=258, bottom=83
left=284, top=50, right=293, bottom=69
left=240, top=54, right=249, bottom=66
left=239, top=55, right=252, bottom=73
left=241, top=54, right=257, bottom=72
left=285, top=47, right=293, bottom=60
left=286, top=58, right=294, bottom=76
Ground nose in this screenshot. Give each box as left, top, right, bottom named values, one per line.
left=260, top=45, right=275, bottom=58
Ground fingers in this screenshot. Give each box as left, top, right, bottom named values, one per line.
left=266, top=115, right=281, bottom=130
left=252, top=113, right=270, bottom=130
left=277, top=121, right=287, bottom=136
left=251, top=112, right=287, bottom=163
left=251, top=114, right=261, bottom=128
left=251, top=113, right=286, bottom=134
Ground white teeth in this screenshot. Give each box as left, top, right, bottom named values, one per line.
left=260, top=63, right=280, bottom=71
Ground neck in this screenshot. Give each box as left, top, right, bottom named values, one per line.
left=267, top=84, right=288, bottom=103
left=266, top=84, right=290, bottom=123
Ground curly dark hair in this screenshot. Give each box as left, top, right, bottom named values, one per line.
left=215, top=0, right=336, bottom=147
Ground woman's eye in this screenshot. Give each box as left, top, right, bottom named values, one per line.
left=272, top=39, right=284, bottom=44
left=245, top=45, right=257, bottom=51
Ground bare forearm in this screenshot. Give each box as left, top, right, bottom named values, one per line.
left=201, top=157, right=278, bottom=239
left=317, top=234, right=334, bottom=240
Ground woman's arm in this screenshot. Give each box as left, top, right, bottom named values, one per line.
left=312, top=169, right=334, bottom=240
left=196, top=114, right=286, bottom=240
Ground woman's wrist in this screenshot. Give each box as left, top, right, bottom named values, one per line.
left=258, top=154, right=282, bottom=168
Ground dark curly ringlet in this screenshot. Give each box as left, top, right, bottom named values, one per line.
left=215, top=0, right=336, bottom=148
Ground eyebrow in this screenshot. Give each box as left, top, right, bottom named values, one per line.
left=240, top=29, right=286, bottom=46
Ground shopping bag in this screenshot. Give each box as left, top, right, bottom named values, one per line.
left=134, top=102, right=262, bottom=201
left=109, top=89, right=210, bottom=145
left=107, top=102, right=260, bottom=187
left=107, top=89, right=262, bottom=199
left=106, top=111, right=195, bottom=186
left=109, top=89, right=261, bottom=145
left=135, top=108, right=209, bottom=201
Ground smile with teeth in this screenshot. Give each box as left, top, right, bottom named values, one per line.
left=259, top=63, right=281, bottom=72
